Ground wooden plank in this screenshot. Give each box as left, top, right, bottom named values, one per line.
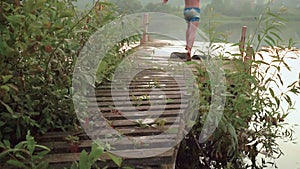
left=39, top=40, right=202, bottom=168
left=99, top=81, right=191, bottom=86
left=96, top=101, right=188, bottom=108
left=94, top=84, right=189, bottom=89
left=108, top=78, right=194, bottom=82
left=92, top=103, right=188, bottom=111
left=40, top=137, right=177, bottom=154
left=95, top=87, right=188, bottom=93
left=84, top=124, right=180, bottom=137
left=114, top=127, right=179, bottom=136
left=108, top=117, right=179, bottom=127
left=91, top=94, right=187, bottom=102
left=36, top=129, right=178, bottom=141
left=96, top=98, right=188, bottom=106
left=102, top=109, right=182, bottom=119
left=95, top=90, right=188, bottom=97
left=46, top=148, right=174, bottom=168
left=46, top=147, right=174, bottom=163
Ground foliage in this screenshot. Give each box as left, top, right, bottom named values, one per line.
left=0, top=0, right=139, bottom=168
left=0, top=0, right=118, bottom=142
left=0, top=132, right=132, bottom=169
left=0, top=131, right=50, bottom=169
left=177, top=1, right=300, bottom=169
left=69, top=142, right=133, bottom=169
left=96, top=37, right=140, bottom=84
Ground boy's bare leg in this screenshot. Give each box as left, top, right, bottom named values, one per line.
left=186, top=21, right=199, bottom=61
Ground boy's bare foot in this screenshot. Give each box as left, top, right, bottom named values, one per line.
left=186, top=46, right=192, bottom=61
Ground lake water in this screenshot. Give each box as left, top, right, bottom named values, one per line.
left=214, top=20, right=300, bottom=48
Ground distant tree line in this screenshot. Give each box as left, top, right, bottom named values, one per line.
left=109, top=0, right=181, bottom=15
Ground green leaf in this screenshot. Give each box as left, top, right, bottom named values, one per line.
left=3, top=140, right=11, bottom=148
left=264, top=39, right=273, bottom=47
left=288, top=38, right=294, bottom=48
left=275, top=97, right=280, bottom=109
left=26, top=131, right=36, bottom=156
left=79, top=150, right=89, bottom=169
left=254, top=60, right=269, bottom=65
left=0, top=101, right=13, bottom=114
left=267, top=11, right=278, bottom=18
left=15, top=141, right=26, bottom=149
left=70, top=161, right=79, bottom=169
left=60, top=10, right=74, bottom=18
left=287, top=81, right=297, bottom=88
left=290, top=88, right=299, bottom=95
left=0, top=149, right=13, bottom=159
left=270, top=31, right=283, bottom=42
left=2, top=75, right=13, bottom=83
left=7, top=84, right=19, bottom=92
left=35, top=145, right=51, bottom=152
left=218, top=118, right=227, bottom=133
left=269, top=88, right=275, bottom=98
left=36, top=161, right=49, bottom=169
left=265, top=35, right=276, bottom=46
left=277, top=74, right=283, bottom=86
left=37, top=150, right=50, bottom=157
left=35, top=0, right=47, bottom=8
left=7, top=159, right=28, bottom=168
left=258, top=34, right=261, bottom=42
left=0, top=121, right=5, bottom=127
left=0, top=39, right=14, bottom=55
left=0, top=85, right=10, bottom=91
left=283, top=61, right=291, bottom=71
left=5, top=15, right=25, bottom=26
left=107, top=153, right=122, bottom=167
left=227, top=123, right=238, bottom=147
left=89, top=143, right=104, bottom=163
left=284, top=95, right=292, bottom=107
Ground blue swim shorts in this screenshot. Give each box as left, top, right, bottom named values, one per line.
left=184, top=7, right=201, bottom=22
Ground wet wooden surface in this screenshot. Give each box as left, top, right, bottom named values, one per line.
left=40, top=40, right=198, bottom=169
left=40, top=39, right=240, bottom=168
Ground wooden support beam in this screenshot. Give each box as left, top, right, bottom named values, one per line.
left=140, top=13, right=149, bottom=44
left=239, top=26, right=254, bottom=73
left=239, top=26, right=247, bottom=58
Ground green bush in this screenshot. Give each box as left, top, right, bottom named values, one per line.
left=0, top=0, right=118, bottom=142
left=0, top=131, right=50, bottom=169
left=177, top=2, right=300, bottom=169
